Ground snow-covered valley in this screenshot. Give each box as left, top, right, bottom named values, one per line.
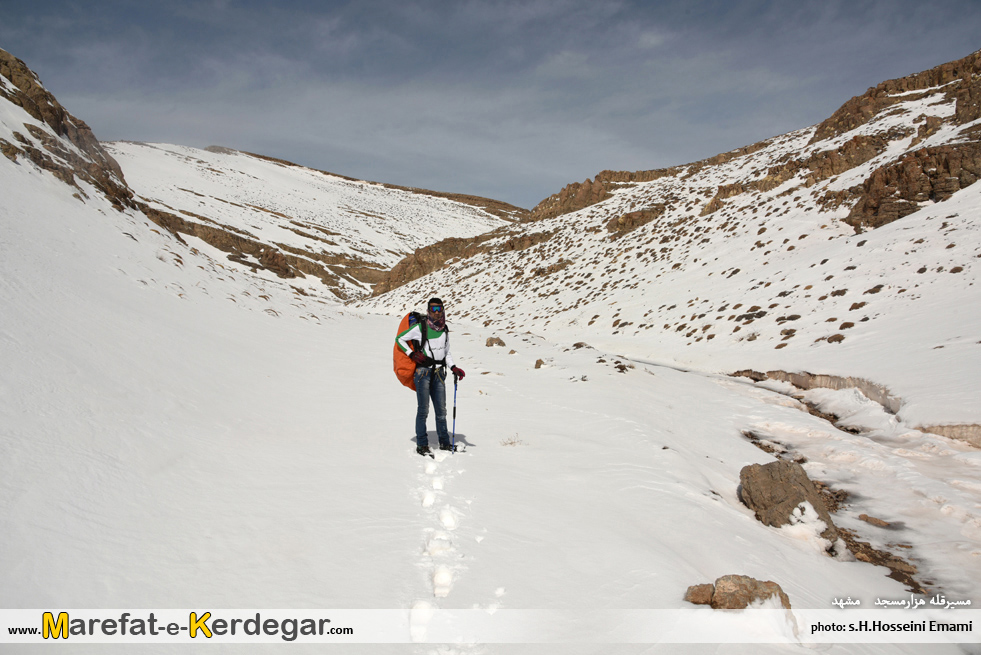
left=2, top=45, right=980, bottom=653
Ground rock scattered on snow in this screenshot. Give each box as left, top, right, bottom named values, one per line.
left=738, top=460, right=839, bottom=543
left=858, top=513, right=891, bottom=528
left=683, top=583, right=714, bottom=605
left=684, top=575, right=792, bottom=610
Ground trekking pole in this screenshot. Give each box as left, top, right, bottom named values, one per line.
left=452, top=375, right=458, bottom=452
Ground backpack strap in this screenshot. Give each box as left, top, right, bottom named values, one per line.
left=417, top=313, right=448, bottom=372
left=416, top=312, right=429, bottom=354
left=408, top=312, right=435, bottom=368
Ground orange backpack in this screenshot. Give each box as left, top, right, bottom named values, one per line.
left=393, top=312, right=426, bottom=390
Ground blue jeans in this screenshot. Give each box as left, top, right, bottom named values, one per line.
left=415, top=366, right=449, bottom=448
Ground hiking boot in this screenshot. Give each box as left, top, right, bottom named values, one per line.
left=416, top=445, right=432, bottom=456
left=439, top=443, right=456, bottom=452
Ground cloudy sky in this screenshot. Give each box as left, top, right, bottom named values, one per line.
left=2, top=1, right=979, bottom=208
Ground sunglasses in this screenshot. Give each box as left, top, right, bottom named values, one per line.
left=428, top=306, right=443, bottom=313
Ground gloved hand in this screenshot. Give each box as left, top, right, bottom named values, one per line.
left=451, top=366, right=466, bottom=380
left=410, top=351, right=434, bottom=367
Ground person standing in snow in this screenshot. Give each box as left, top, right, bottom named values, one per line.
left=396, top=297, right=465, bottom=456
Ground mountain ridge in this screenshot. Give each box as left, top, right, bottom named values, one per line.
left=370, top=48, right=981, bottom=296
left=360, top=47, right=981, bottom=442
left=201, top=144, right=529, bottom=223
left=3, top=42, right=980, bottom=441
left=0, top=47, right=133, bottom=210
left=2, top=44, right=523, bottom=302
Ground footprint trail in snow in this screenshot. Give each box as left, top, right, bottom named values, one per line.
left=409, top=448, right=508, bottom=651
left=416, top=450, right=464, bottom=602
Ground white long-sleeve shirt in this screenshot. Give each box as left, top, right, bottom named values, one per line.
left=396, top=322, right=455, bottom=370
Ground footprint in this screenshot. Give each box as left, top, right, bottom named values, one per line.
left=409, top=600, right=434, bottom=642
left=422, top=491, right=435, bottom=508
left=439, top=507, right=459, bottom=530
left=426, top=533, right=454, bottom=556
left=432, top=477, right=444, bottom=490
left=425, top=461, right=438, bottom=475
left=433, top=566, right=453, bottom=597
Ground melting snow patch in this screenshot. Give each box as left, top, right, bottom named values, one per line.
left=778, top=501, right=834, bottom=555
left=801, top=387, right=901, bottom=435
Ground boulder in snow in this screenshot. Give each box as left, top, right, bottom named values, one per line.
left=684, top=575, right=792, bottom=610
left=738, top=460, right=839, bottom=543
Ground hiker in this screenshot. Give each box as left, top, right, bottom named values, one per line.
left=396, top=297, right=465, bottom=455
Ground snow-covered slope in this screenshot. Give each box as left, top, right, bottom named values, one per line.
left=4, top=128, right=980, bottom=653
left=2, top=47, right=980, bottom=652
left=106, top=141, right=519, bottom=300
left=362, top=49, right=981, bottom=439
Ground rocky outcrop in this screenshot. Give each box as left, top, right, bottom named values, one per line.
left=371, top=234, right=493, bottom=297
left=683, top=583, right=714, bottom=605
left=738, top=460, right=839, bottom=544
left=685, top=575, right=792, bottom=610
left=530, top=176, right=611, bottom=222
left=140, top=205, right=384, bottom=299
left=810, top=48, right=981, bottom=143
left=0, top=48, right=133, bottom=210
left=846, top=142, right=981, bottom=230
left=606, top=205, right=666, bottom=235
left=370, top=227, right=555, bottom=296
left=527, top=145, right=777, bottom=223
left=524, top=51, right=981, bottom=227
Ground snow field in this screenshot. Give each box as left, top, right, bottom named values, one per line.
left=3, top=71, right=979, bottom=654
left=2, top=156, right=974, bottom=654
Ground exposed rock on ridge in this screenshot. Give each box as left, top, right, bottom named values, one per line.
left=371, top=226, right=555, bottom=296
left=522, top=49, right=981, bottom=229
left=138, top=205, right=386, bottom=298
left=810, top=48, right=981, bottom=143
left=847, top=142, right=981, bottom=230
left=0, top=48, right=132, bottom=210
